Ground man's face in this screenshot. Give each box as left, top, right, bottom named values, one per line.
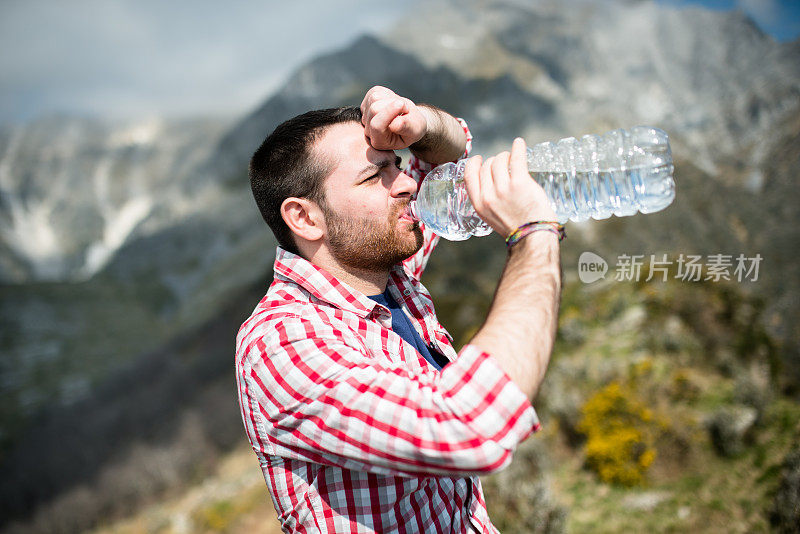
left=313, top=121, right=423, bottom=272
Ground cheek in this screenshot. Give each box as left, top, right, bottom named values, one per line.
left=331, top=195, right=371, bottom=217
left=359, top=194, right=385, bottom=218
left=331, top=189, right=387, bottom=219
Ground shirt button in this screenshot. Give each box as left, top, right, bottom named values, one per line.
left=403, top=288, right=412, bottom=296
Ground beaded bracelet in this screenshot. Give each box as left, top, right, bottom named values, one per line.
left=505, top=221, right=566, bottom=248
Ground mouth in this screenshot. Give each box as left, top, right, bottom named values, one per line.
left=396, top=211, right=420, bottom=234
left=396, top=201, right=415, bottom=223
left=399, top=211, right=415, bottom=223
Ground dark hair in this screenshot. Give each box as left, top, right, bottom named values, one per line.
left=249, top=106, right=363, bottom=254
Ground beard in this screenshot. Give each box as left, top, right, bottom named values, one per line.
left=323, top=200, right=424, bottom=272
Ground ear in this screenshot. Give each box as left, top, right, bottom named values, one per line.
left=280, top=197, right=326, bottom=242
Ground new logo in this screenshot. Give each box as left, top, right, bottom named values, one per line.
left=578, top=251, right=608, bottom=283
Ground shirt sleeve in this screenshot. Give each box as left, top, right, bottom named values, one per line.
left=401, top=117, right=473, bottom=280
left=240, top=314, right=538, bottom=479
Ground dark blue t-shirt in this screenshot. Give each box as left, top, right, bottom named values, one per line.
left=368, top=288, right=449, bottom=371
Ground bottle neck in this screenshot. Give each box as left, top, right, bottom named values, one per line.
left=407, top=199, right=421, bottom=222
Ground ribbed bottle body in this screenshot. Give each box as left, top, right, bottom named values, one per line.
left=409, top=126, right=675, bottom=239
left=528, top=126, right=675, bottom=223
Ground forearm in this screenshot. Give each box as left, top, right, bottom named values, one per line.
left=410, top=104, right=468, bottom=165
left=468, top=232, right=562, bottom=401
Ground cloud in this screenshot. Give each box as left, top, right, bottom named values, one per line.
left=0, top=0, right=417, bottom=123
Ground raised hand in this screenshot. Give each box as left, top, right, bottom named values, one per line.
left=360, top=86, right=428, bottom=151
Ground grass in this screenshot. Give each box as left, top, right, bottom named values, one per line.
left=542, top=393, right=800, bottom=533
left=92, top=445, right=282, bottom=534
left=90, top=270, right=799, bottom=534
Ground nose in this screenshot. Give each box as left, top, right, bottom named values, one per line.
left=389, top=170, right=419, bottom=199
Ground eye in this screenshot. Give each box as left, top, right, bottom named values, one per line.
left=361, top=172, right=380, bottom=184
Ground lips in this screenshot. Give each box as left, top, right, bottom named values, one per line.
left=395, top=201, right=413, bottom=221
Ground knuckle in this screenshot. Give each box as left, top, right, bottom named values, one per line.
left=482, top=189, right=498, bottom=205
left=492, top=153, right=509, bottom=168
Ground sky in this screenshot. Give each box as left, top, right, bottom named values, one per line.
left=0, top=0, right=797, bottom=125
left=659, top=0, right=800, bottom=40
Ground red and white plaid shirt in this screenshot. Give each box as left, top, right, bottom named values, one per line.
left=235, top=121, right=540, bottom=533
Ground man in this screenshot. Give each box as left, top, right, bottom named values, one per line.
left=236, top=86, right=561, bottom=533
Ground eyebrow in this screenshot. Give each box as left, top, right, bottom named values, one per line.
left=357, top=155, right=403, bottom=181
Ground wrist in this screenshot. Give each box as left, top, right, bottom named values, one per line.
left=409, top=105, right=440, bottom=154
left=507, top=231, right=562, bottom=279
left=409, top=105, right=465, bottom=165
left=416, top=105, right=437, bottom=139
left=509, top=229, right=560, bottom=252
left=506, top=221, right=565, bottom=249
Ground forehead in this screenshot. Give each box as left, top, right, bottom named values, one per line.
left=313, top=121, right=387, bottom=179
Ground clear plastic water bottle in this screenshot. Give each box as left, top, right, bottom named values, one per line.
left=408, top=126, right=675, bottom=241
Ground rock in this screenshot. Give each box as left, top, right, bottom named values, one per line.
left=612, top=305, right=647, bottom=334
left=733, top=366, right=772, bottom=423
left=706, top=405, right=758, bottom=457
left=622, top=491, right=670, bottom=511
left=769, top=448, right=800, bottom=534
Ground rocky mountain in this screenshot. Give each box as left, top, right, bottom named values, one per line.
left=393, top=0, right=800, bottom=171
left=0, top=116, right=234, bottom=283
left=1, top=0, right=798, bottom=529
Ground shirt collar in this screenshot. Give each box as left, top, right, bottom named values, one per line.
left=273, top=247, right=410, bottom=318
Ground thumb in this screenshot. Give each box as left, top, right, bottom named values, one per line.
left=390, top=99, right=412, bottom=129
left=388, top=114, right=407, bottom=133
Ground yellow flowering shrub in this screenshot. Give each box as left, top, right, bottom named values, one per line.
left=577, top=381, right=660, bottom=486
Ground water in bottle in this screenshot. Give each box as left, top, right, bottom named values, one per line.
left=408, top=126, right=675, bottom=240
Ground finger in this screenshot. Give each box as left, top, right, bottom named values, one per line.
left=388, top=114, right=406, bottom=134
left=370, top=99, right=405, bottom=135
left=398, top=98, right=412, bottom=115
left=360, top=91, right=375, bottom=124
left=509, top=137, right=529, bottom=182
left=387, top=99, right=413, bottom=131
left=491, top=151, right=511, bottom=192
left=360, top=86, right=390, bottom=108
left=479, top=156, right=495, bottom=203
left=368, top=86, right=392, bottom=101
left=392, top=107, right=426, bottom=145
left=463, top=155, right=484, bottom=210
left=360, top=86, right=391, bottom=125
left=362, top=99, right=387, bottom=132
